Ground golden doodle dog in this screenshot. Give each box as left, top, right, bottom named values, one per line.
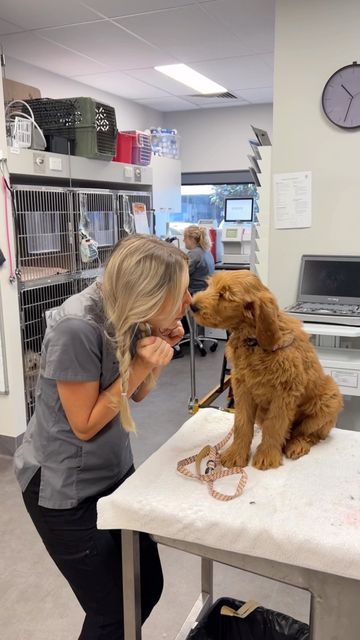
left=191, top=270, right=343, bottom=471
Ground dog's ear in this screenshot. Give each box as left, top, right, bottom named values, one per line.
left=253, top=293, right=281, bottom=350
left=219, top=285, right=237, bottom=302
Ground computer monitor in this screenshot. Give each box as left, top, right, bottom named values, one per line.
left=224, top=197, right=254, bottom=223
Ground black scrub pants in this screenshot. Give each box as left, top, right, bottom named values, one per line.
left=22, top=467, right=163, bottom=640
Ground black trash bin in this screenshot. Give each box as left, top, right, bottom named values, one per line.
left=186, top=598, right=309, bottom=640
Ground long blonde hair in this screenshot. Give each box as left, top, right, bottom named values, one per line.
left=184, top=225, right=211, bottom=251
left=102, top=235, right=188, bottom=432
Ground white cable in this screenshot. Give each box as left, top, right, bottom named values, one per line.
left=5, top=99, right=35, bottom=121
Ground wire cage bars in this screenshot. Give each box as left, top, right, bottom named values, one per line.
left=20, top=274, right=99, bottom=422
left=14, top=185, right=151, bottom=421
left=13, top=186, right=76, bottom=284
left=73, top=189, right=118, bottom=272
left=118, top=191, right=153, bottom=236
left=20, top=279, right=75, bottom=421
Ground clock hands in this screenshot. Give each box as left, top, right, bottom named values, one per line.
left=341, top=84, right=354, bottom=121
left=341, top=83, right=354, bottom=98
left=344, top=96, right=353, bottom=122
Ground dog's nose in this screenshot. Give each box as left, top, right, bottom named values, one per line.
left=190, top=303, right=199, bottom=313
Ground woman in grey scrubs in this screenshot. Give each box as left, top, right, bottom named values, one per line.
left=15, top=235, right=191, bottom=640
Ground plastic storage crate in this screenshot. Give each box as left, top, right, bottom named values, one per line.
left=122, top=130, right=152, bottom=166
left=113, top=132, right=133, bottom=163
left=151, top=127, right=180, bottom=159
left=23, top=97, right=117, bottom=160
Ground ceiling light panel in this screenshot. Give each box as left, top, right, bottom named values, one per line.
left=155, top=64, right=227, bottom=94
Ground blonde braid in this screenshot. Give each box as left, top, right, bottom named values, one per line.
left=117, top=330, right=135, bottom=432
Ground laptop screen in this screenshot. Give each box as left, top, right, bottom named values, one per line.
left=298, top=255, right=360, bottom=304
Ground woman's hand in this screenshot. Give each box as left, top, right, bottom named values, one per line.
left=154, top=320, right=184, bottom=347
left=136, top=335, right=174, bottom=368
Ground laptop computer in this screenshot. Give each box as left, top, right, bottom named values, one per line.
left=285, top=255, right=360, bottom=326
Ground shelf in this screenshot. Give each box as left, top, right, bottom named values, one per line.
left=7, top=148, right=152, bottom=187
left=317, top=347, right=360, bottom=367
left=302, top=323, right=360, bottom=337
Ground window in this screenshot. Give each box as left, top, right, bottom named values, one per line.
left=174, top=182, right=258, bottom=227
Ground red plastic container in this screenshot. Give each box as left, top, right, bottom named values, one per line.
left=113, top=132, right=133, bottom=163
left=122, top=130, right=152, bottom=166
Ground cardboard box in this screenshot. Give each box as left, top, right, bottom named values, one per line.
left=3, top=78, right=41, bottom=103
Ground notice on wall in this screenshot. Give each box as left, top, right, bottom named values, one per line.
left=274, top=171, right=312, bottom=229
left=132, top=202, right=150, bottom=234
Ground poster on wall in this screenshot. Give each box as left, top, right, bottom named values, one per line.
left=132, top=202, right=150, bottom=234
left=274, top=171, right=312, bottom=229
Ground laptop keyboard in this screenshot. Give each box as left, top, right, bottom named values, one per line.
left=288, top=302, right=360, bottom=316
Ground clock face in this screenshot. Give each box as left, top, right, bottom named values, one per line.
left=322, top=63, right=360, bottom=129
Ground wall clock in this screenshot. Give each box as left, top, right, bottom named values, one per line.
left=322, top=62, right=360, bottom=129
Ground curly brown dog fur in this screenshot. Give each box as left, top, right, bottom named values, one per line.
left=192, top=270, right=343, bottom=471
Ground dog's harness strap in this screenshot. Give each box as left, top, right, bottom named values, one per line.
left=177, top=427, right=248, bottom=501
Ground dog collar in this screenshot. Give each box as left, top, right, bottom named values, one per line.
left=244, top=334, right=295, bottom=352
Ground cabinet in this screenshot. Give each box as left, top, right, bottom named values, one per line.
left=151, top=156, right=181, bottom=236
left=303, top=323, right=360, bottom=431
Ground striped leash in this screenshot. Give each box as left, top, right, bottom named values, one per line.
left=177, top=427, right=248, bottom=501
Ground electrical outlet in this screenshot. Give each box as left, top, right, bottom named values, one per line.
left=33, top=152, right=45, bottom=173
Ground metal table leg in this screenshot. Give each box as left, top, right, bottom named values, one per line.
left=187, top=310, right=198, bottom=412
left=122, top=530, right=142, bottom=640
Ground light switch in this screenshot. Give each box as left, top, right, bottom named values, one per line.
left=49, top=157, right=62, bottom=171
left=124, top=166, right=134, bottom=179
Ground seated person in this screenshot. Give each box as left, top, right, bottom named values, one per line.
left=183, top=225, right=215, bottom=294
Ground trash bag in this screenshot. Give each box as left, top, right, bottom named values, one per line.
left=186, top=598, right=309, bottom=640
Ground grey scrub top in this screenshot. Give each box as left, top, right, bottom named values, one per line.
left=14, top=282, right=133, bottom=509
left=188, top=247, right=215, bottom=294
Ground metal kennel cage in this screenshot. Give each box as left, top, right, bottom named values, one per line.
left=19, top=278, right=78, bottom=422
left=73, top=189, right=118, bottom=273
left=117, top=191, right=153, bottom=236
left=13, top=186, right=76, bottom=285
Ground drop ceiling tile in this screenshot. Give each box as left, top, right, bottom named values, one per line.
left=73, top=70, right=172, bottom=99
left=1, top=32, right=109, bottom=76
left=124, top=68, right=201, bottom=96
left=0, top=0, right=98, bottom=29
left=192, top=54, right=273, bottom=90
left=82, top=0, right=195, bottom=18
left=40, top=21, right=177, bottom=69
left=200, top=0, right=275, bottom=54
left=135, top=96, right=197, bottom=111
left=0, top=18, right=24, bottom=35
left=234, top=86, right=273, bottom=103
left=116, top=5, right=258, bottom=61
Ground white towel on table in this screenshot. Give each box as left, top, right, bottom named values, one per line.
left=97, top=408, right=360, bottom=581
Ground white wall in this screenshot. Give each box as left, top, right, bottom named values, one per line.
left=164, top=104, right=273, bottom=172
left=0, top=72, right=27, bottom=441
left=269, top=0, right=360, bottom=307
left=5, top=57, right=162, bottom=131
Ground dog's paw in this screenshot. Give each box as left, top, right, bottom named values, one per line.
left=252, top=445, right=282, bottom=470
left=221, top=444, right=249, bottom=469
left=284, top=437, right=311, bottom=460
